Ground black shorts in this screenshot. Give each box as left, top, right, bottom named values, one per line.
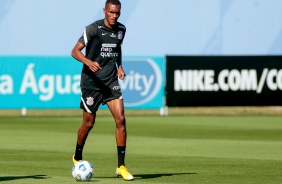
left=80, top=81, right=123, bottom=113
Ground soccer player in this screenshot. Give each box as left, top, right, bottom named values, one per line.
left=71, top=0, right=133, bottom=181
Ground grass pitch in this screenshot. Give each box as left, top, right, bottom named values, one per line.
left=0, top=114, right=282, bottom=183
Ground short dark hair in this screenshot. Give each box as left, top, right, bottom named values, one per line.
left=105, top=0, right=121, bottom=7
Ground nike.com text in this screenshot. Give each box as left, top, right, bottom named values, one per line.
left=174, top=69, right=282, bottom=93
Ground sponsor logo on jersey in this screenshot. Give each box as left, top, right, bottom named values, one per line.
left=102, top=44, right=117, bottom=48
left=101, top=44, right=118, bottom=58
left=110, top=33, right=116, bottom=38
left=118, top=25, right=125, bottom=30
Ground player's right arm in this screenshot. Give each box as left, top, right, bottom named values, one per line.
left=72, top=23, right=102, bottom=72
left=72, top=42, right=102, bottom=72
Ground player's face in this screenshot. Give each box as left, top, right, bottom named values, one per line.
left=104, top=3, right=121, bottom=28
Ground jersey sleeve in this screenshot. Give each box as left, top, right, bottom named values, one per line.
left=117, top=25, right=126, bottom=66
left=120, top=25, right=126, bottom=46
left=78, top=23, right=97, bottom=46
left=117, top=46, right=122, bottom=66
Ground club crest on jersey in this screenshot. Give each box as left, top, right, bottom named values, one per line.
left=86, top=97, right=94, bottom=106
left=118, top=31, right=123, bottom=40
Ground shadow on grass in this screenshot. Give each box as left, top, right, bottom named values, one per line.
left=133, top=172, right=197, bottom=180
left=97, top=172, right=197, bottom=180
left=0, top=175, right=48, bottom=182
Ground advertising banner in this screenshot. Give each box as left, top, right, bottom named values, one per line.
left=0, top=56, right=164, bottom=109
left=166, top=56, right=282, bottom=106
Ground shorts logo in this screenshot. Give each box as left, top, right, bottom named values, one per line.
left=112, top=86, right=120, bottom=91
left=86, top=97, right=94, bottom=106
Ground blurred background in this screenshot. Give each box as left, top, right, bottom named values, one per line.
left=1, top=0, right=282, bottom=111
left=1, top=0, right=282, bottom=56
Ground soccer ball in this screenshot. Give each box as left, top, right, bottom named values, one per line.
left=72, top=160, right=94, bottom=181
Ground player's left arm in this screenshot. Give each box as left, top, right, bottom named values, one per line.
left=117, top=46, right=126, bottom=80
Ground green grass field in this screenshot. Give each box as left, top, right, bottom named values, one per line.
left=0, top=114, right=282, bottom=183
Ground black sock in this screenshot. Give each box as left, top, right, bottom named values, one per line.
left=74, top=143, right=83, bottom=161
left=117, top=146, right=126, bottom=167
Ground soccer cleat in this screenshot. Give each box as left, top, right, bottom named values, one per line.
left=72, top=155, right=79, bottom=164
left=116, top=165, right=134, bottom=181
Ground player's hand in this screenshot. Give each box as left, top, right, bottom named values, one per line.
left=118, top=66, right=126, bottom=80
left=88, top=61, right=102, bottom=72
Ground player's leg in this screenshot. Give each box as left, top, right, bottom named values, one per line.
left=107, top=99, right=133, bottom=181
left=73, top=111, right=96, bottom=162
left=73, top=88, right=102, bottom=163
left=107, top=99, right=126, bottom=163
